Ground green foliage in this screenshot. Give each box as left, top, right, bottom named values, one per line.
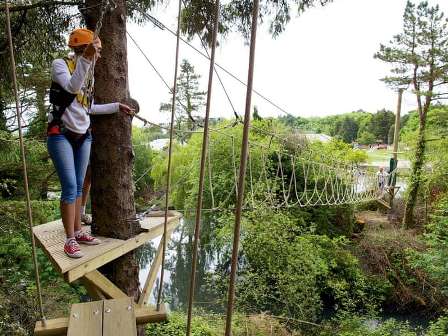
left=354, top=212, right=447, bottom=312
left=310, top=139, right=368, bottom=164
left=401, top=106, right=448, bottom=197
left=147, top=311, right=216, bottom=336
left=234, top=209, right=385, bottom=323
left=368, top=109, right=395, bottom=144
left=181, top=0, right=333, bottom=42
left=320, top=316, right=419, bottom=336
left=357, top=131, right=376, bottom=145
left=132, top=126, right=156, bottom=199
left=408, top=196, right=448, bottom=295
left=0, top=200, right=81, bottom=335
left=280, top=109, right=394, bottom=145
left=335, top=117, right=359, bottom=143
left=147, top=311, right=298, bottom=336
left=426, top=314, right=448, bottom=336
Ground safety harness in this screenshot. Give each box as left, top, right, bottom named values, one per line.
left=48, top=57, right=91, bottom=146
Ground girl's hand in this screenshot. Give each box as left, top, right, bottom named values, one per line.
left=119, top=103, right=135, bottom=115
left=83, top=37, right=102, bottom=61
left=83, top=43, right=96, bottom=60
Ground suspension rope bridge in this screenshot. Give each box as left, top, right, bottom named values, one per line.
left=3, top=0, right=399, bottom=335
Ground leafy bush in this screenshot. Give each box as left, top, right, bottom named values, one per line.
left=146, top=311, right=298, bottom=336
left=408, top=195, right=448, bottom=297
left=0, top=200, right=80, bottom=335
left=234, top=210, right=386, bottom=323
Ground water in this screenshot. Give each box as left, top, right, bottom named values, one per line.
left=137, top=215, right=225, bottom=312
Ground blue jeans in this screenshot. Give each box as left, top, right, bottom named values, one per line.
left=47, top=133, right=92, bottom=204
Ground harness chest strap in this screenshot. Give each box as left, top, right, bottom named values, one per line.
left=64, top=57, right=91, bottom=108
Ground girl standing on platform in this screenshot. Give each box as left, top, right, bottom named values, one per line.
left=47, top=28, right=133, bottom=258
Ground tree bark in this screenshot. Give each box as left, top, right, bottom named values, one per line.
left=84, top=0, right=141, bottom=300
left=403, top=116, right=427, bottom=228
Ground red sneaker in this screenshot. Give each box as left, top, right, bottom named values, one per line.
left=64, top=239, right=83, bottom=258
left=76, top=231, right=101, bottom=245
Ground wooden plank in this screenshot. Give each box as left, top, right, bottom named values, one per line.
left=83, top=270, right=128, bottom=300
left=66, top=217, right=180, bottom=282
left=135, top=303, right=167, bottom=323
left=145, top=210, right=178, bottom=217
left=67, top=301, right=103, bottom=336
left=33, top=221, right=124, bottom=274
left=33, top=212, right=181, bottom=278
left=34, top=304, right=167, bottom=336
left=103, top=298, right=137, bottom=336
left=138, top=228, right=175, bottom=306
left=34, top=318, right=68, bottom=336
left=139, top=211, right=181, bottom=231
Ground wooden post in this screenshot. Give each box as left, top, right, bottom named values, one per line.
left=393, top=88, right=403, bottom=162
left=389, top=88, right=403, bottom=208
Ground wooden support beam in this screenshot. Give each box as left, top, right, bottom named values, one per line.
left=34, top=304, right=167, bottom=336
left=83, top=270, right=127, bottom=299
left=138, top=228, right=175, bottom=306
left=377, top=198, right=392, bottom=209
left=65, top=218, right=180, bottom=282
left=80, top=278, right=106, bottom=301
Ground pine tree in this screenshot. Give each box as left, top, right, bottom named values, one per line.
left=160, top=59, right=205, bottom=132
left=375, top=1, right=448, bottom=227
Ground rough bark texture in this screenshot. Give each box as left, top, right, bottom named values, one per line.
left=84, top=0, right=141, bottom=300
left=403, top=117, right=427, bottom=228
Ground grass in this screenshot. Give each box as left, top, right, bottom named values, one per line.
left=364, top=149, right=409, bottom=164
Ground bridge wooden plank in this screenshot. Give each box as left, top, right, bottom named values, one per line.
left=67, top=301, right=102, bottom=336
left=103, top=298, right=137, bottom=336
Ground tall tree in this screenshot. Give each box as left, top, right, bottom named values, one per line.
left=375, top=1, right=448, bottom=227
left=334, top=116, right=358, bottom=143
left=160, top=59, right=205, bottom=132
left=369, top=109, right=395, bottom=144
left=84, top=0, right=141, bottom=300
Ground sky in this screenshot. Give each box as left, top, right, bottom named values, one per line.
left=126, top=0, right=448, bottom=124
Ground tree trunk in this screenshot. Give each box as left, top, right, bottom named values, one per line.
left=403, top=116, right=427, bottom=228
left=84, top=0, right=141, bottom=300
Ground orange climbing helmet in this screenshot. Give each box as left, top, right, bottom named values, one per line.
left=68, top=28, right=94, bottom=47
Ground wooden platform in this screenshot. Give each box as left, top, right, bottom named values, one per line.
left=33, top=211, right=181, bottom=282
left=35, top=298, right=167, bottom=336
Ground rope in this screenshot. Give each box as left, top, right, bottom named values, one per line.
left=82, top=0, right=113, bottom=113
left=138, top=125, right=393, bottom=213
left=225, top=0, right=260, bottom=333
left=186, top=1, right=220, bottom=333
left=135, top=9, right=292, bottom=119
left=156, top=0, right=182, bottom=310
left=5, top=0, right=46, bottom=325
